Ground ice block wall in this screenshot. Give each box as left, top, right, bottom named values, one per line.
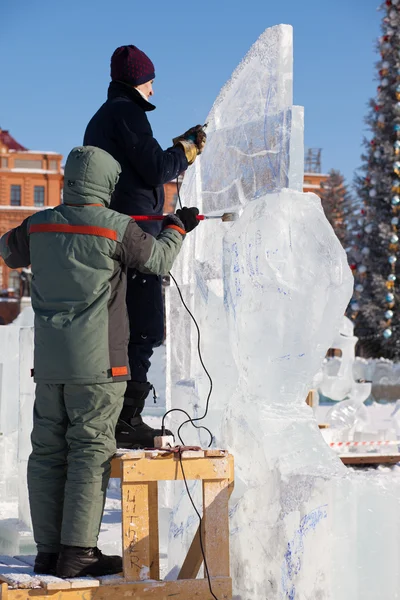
left=166, top=24, right=400, bottom=600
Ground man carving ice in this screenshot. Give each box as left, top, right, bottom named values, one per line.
left=84, top=44, right=206, bottom=448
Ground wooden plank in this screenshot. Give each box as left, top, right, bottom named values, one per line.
left=95, top=575, right=124, bottom=586
left=68, top=578, right=100, bottom=588
left=177, top=519, right=205, bottom=580
left=3, top=576, right=232, bottom=599
left=36, top=576, right=70, bottom=590
left=0, top=582, right=8, bottom=600
left=121, top=480, right=150, bottom=581
left=202, top=479, right=230, bottom=578
left=178, top=454, right=234, bottom=581
left=121, top=455, right=230, bottom=482
left=148, top=481, right=159, bottom=580
left=204, top=449, right=228, bottom=457
left=0, top=574, right=40, bottom=590
left=340, top=453, right=400, bottom=466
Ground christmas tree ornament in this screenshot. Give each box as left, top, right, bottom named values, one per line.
left=382, top=77, right=389, bottom=86
left=370, top=188, right=377, bottom=197
left=388, top=274, right=397, bottom=282
left=392, top=216, right=400, bottom=225
left=355, top=284, right=364, bottom=293
left=373, top=150, right=381, bottom=159
left=396, top=102, right=400, bottom=113
left=383, top=328, right=393, bottom=339
left=371, top=177, right=377, bottom=185
left=361, top=246, right=370, bottom=255
left=391, top=195, right=400, bottom=205
left=394, top=161, right=400, bottom=173
left=395, top=140, right=400, bottom=150
left=395, top=124, right=400, bottom=131
left=365, top=224, right=374, bottom=234
left=383, top=61, right=391, bottom=69
left=392, top=181, right=400, bottom=192
left=385, top=309, right=394, bottom=319
left=386, top=292, right=395, bottom=302
left=390, top=233, right=399, bottom=243
left=378, top=114, right=385, bottom=124
left=389, top=255, right=397, bottom=264
left=358, top=265, right=367, bottom=274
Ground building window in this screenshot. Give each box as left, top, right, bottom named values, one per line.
left=49, top=160, right=58, bottom=171
left=14, top=159, right=42, bottom=169
left=1, top=157, right=8, bottom=168
left=34, top=186, right=45, bottom=207
left=10, top=185, right=21, bottom=206
left=8, top=271, right=20, bottom=296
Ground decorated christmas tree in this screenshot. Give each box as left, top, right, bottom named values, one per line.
left=320, top=169, right=352, bottom=248
left=351, top=0, right=400, bottom=359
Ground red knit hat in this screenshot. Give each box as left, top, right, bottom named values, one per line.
left=110, top=45, right=155, bottom=86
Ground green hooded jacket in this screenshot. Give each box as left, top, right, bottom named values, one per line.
left=0, top=146, right=185, bottom=384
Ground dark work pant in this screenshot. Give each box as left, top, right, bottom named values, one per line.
left=126, top=270, right=164, bottom=388
left=28, top=382, right=125, bottom=552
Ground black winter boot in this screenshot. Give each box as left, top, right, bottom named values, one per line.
left=115, top=381, right=173, bottom=449
left=56, top=546, right=122, bottom=578
left=116, top=415, right=173, bottom=449
left=33, top=552, right=58, bottom=575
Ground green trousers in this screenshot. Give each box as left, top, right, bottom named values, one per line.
left=27, top=382, right=125, bottom=552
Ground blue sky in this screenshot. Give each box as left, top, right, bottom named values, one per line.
left=0, top=0, right=380, bottom=185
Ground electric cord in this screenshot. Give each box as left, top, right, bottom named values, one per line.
left=178, top=449, right=219, bottom=600
left=161, top=271, right=214, bottom=447
left=167, top=176, right=219, bottom=599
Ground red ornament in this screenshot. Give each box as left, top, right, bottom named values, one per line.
left=365, top=176, right=371, bottom=183
left=370, top=139, right=376, bottom=146
left=375, top=105, right=380, bottom=111
left=386, top=0, right=391, bottom=6
left=361, top=209, right=366, bottom=215
left=350, top=263, right=357, bottom=270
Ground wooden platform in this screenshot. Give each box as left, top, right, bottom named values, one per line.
left=339, top=453, right=400, bottom=466
left=0, top=449, right=234, bottom=600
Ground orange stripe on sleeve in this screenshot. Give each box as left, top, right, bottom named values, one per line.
left=29, top=223, right=118, bottom=241
left=165, top=224, right=186, bottom=236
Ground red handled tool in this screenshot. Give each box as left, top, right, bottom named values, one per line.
left=131, top=212, right=238, bottom=222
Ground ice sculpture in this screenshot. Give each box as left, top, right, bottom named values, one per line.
left=319, top=316, right=372, bottom=403
left=166, top=24, right=400, bottom=600
left=0, top=313, right=35, bottom=554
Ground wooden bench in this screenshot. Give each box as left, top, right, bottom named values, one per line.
left=0, top=448, right=234, bottom=600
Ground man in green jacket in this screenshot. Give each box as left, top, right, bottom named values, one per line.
left=0, top=146, right=199, bottom=578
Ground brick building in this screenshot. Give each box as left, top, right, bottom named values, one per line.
left=303, top=172, right=329, bottom=195
left=0, top=129, right=63, bottom=290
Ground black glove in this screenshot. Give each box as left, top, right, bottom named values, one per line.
left=176, top=207, right=200, bottom=233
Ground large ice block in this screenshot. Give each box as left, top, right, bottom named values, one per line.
left=166, top=24, right=400, bottom=600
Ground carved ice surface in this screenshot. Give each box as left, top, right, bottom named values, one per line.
left=166, top=24, right=400, bottom=599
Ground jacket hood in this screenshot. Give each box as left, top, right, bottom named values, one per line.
left=63, top=146, right=121, bottom=207
left=107, top=80, right=156, bottom=112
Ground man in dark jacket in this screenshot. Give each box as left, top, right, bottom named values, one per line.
left=0, top=146, right=199, bottom=578
left=84, top=45, right=206, bottom=449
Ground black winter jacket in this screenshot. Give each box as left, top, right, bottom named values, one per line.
left=84, top=81, right=188, bottom=236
